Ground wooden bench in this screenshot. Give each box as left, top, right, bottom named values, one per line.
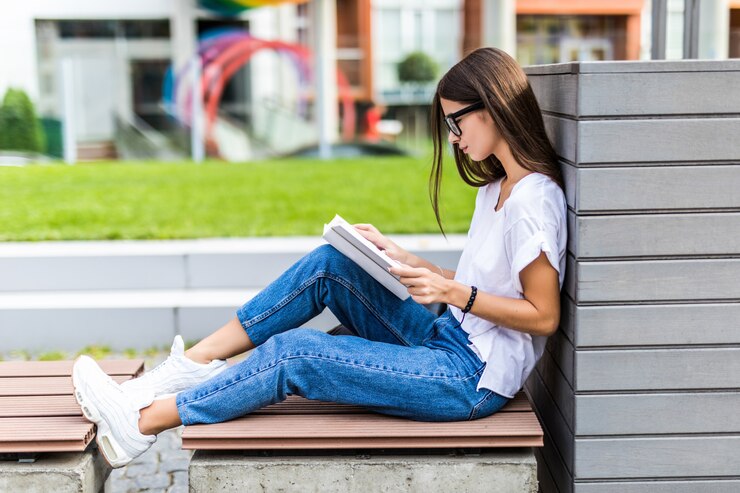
left=182, top=391, right=543, bottom=492
left=0, top=360, right=143, bottom=493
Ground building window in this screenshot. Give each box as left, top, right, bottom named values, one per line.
left=56, top=20, right=170, bottom=39
left=517, top=15, right=627, bottom=65
left=731, top=9, right=740, bottom=58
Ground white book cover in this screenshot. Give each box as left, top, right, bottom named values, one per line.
left=322, top=214, right=409, bottom=300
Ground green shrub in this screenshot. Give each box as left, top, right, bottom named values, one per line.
left=123, top=348, right=138, bottom=359
left=397, top=52, right=438, bottom=84
left=0, top=88, right=46, bottom=153
left=38, top=351, right=67, bottom=361
left=77, top=345, right=112, bottom=360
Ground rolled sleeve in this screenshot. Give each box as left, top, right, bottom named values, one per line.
left=505, top=217, right=561, bottom=294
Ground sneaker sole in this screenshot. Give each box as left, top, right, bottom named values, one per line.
left=72, top=357, right=133, bottom=469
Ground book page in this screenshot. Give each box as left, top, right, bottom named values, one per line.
left=322, top=215, right=409, bottom=300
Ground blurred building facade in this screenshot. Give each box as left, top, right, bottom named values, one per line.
left=0, top=0, right=737, bottom=159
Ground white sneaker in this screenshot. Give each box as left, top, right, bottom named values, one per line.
left=72, top=355, right=156, bottom=468
left=121, top=335, right=228, bottom=402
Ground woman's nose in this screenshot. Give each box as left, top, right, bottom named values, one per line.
left=447, top=130, right=459, bottom=145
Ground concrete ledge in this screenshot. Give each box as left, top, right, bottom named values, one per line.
left=189, top=449, right=538, bottom=493
left=0, top=236, right=466, bottom=292
left=0, top=450, right=109, bottom=493
left=0, top=290, right=340, bottom=351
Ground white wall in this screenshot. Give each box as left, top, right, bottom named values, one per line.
left=371, top=0, right=463, bottom=103
left=0, top=0, right=176, bottom=101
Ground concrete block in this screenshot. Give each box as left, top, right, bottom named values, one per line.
left=0, top=451, right=109, bottom=493
left=187, top=252, right=308, bottom=289
left=178, top=306, right=340, bottom=342
left=0, top=307, right=175, bottom=352
left=0, top=256, right=186, bottom=292
left=188, top=449, right=538, bottom=493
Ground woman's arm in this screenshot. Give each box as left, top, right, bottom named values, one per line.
left=392, top=251, right=560, bottom=337
left=353, top=224, right=455, bottom=279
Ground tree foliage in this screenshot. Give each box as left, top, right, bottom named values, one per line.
left=397, top=51, right=438, bottom=84
left=0, top=88, right=46, bottom=153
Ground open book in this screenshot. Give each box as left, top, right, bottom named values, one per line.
left=322, top=214, right=409, bottom=300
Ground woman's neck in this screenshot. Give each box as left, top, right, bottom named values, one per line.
left=494, top=143, right=531, bottom=184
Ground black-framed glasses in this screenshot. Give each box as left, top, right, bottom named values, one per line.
left=444, top=102, right=485, bottom=136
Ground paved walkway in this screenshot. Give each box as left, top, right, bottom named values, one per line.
left=103, top=352, right=193, bottom=493
left=105, top=427, right=191, bottom=493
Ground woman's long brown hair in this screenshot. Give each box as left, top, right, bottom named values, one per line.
left=430, top=47, right=564, bottom=233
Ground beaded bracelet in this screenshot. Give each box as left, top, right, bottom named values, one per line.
left=459, top=285, right=478, bottom=325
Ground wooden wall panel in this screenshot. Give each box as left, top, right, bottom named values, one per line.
left=576, top=392, right=740, bottom=435
left=571, top=259, right=740, bottom=303
left=567, top=301, right=740, bottom=348
left=524, top=59, right=740, bottom=492
left=577, top=347, right=740, bottom=391
left=575, top=479, right=740, bottom=493
left=574, top=165, right=740, bottom=212
left=575, top=436, right=740, bottom=479
left=568, top=212, right=740, bottom=258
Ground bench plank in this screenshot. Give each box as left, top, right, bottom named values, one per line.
left=182, top=393, right=543, bottom=450
left=0, top=360, right=143, bottom=377
left=253, top=393, right=531, bottom=414
left=0, top=359, right=143, bottom=453
left=0, top=417, right=94, bottom=453
left=0, top=395, right=81, bottom=417
left=0, top=375, right=131, bottom=396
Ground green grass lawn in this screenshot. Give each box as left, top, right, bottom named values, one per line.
left=0, top=156, right=477, bottom=241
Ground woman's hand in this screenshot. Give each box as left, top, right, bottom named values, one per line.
left=390, top=264, right=449, bottom=305
left=353, top=224, right=410, bottom=264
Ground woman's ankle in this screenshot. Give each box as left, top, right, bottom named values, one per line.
left=139, top=398, right=181, bottom=436
left=184, top=347, right=212, bottom=365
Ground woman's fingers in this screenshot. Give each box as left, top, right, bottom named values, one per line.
left=390, top=265, right=424, bottom=278
left=353, top=223, right=380, bottom=235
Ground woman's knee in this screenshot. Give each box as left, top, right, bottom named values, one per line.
left=304, top=244, right=353, bottom=274
left=264, top=328, right=328, bottom=357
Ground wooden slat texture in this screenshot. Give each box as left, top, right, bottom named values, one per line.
left=577, top=347, right=740, bottom=392
left=183, top=412, right=543, bottom=450
left=0, top=359, right=143, bottom=453
left=574, top=479, right=740, bottom=493
left=547, top=328, right=740, bottom=393
left=537, top=426, right=573, bottom=493
left=569, top=258, right=740, bottom=303
left=544, top=115, right=577, bottom=163
left=0, top=359, right=143, bottom=377
left=254, top=392, right=531, bottom=414
left=535, top=350, right=574, bottom=431
left=526, top=369, right=574, bottom=471
left=528, top=59, right=740, bottom=492
left=0, top=417, right=94, bottom=453
left=568, top=211, right=740, bottom=259
left=577, top=392, right=740, bottom=436
left=526, top=59, right=740, bottom=76
left=182, top=392, right=542, bottom=450
left=528, top=74, right=577, bottom=116
left=535, top=447, right=562, bottom=493
left=575, top=436, right=740, bottom=479
left=564, top=300, right=740, bottom=348
left=0, top=375, right=130, bottom=396
left=546, top=330, right=575, bottom=389
left=577, top=72, right=740, bottom=116
left=530, top=71, right=740, bottom=117
left=0, top=395, right=81, bottom=417
left=570, top=164, right=740, bottom=212
left=547, top=116, right=740, bottom=164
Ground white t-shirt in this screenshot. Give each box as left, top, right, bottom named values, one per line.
left=449, top=172, right=567, bottom=398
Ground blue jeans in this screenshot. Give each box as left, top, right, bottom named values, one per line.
left=176, top=245, right=509, bottom=424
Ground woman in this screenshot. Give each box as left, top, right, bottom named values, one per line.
left=72, top=47, right=567, bottom=468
